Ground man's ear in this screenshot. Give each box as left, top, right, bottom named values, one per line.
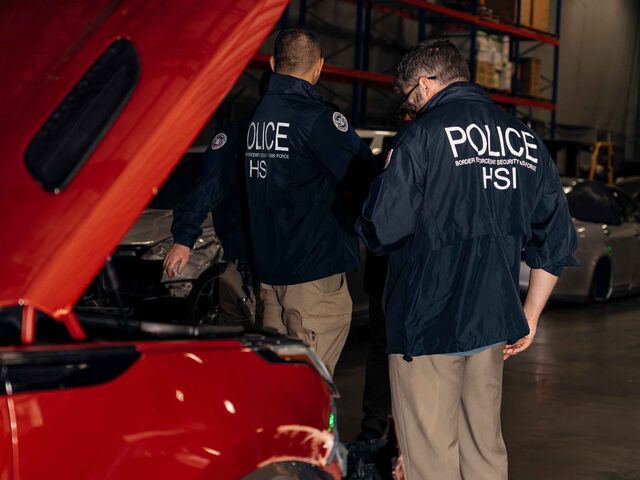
left=423, top=76, right=440, bottom=93
left=314, top=57, right=325, bottom=83
left=270, top=56, right=276, bottom=73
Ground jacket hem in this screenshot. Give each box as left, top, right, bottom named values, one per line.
left=259, top=261, right=359, bottom=286
left=387, top=328, right=528, bottom=357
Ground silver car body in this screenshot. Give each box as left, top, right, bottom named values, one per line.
left=616, top=176, right=640, bottom=203
left=520, top=181, right=640, bottom=302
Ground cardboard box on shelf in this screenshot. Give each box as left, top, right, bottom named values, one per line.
left=475, top=32, right=511, bottom=92
left=531, top=0, right=550, bottom=31
left=476, top=61, right=500, bottom=90
left=485, top=0, right=550, bottom=30
left=500, top=62, right=514, bottom=91
left=519, top=57, right=541, bottom=97
left=519, top=0, right=532, bottom=27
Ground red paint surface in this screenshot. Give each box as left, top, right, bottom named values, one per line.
left=0, top=2, right=343, bottom=479
left=0, top=0, right=287, bottom=319
left=8, top=340, right=338, bottom=479
left=0, top=397, right=12, bottom=480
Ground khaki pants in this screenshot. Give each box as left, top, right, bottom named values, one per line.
left=218, top=261, right=255, bottom=327
left=260, top=273, right=352, bottom=375
left=390, top=343, right=508, bottom=480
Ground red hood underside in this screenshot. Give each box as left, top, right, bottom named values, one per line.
left=0, top=0, right=287, bottom=318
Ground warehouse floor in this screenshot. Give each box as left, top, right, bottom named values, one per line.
left=334, top=297, right=640, bottom=479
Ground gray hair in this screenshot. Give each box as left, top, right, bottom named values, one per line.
left=394, top=39, right=470, bottom=89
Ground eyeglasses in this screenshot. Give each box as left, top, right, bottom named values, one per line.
left=400, top=75, right=437, bottom=106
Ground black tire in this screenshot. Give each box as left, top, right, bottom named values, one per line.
left=589, top=258, right=612, bottom=302
left=185, top=268, right=220, bottom=326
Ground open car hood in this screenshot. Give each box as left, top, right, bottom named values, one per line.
left=0, top=0, right=286, bottom=322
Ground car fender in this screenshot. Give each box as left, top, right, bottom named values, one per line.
left=553, top=223, right=609, bottom=302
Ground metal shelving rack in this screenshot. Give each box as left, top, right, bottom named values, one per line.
left=251, top=0, right=562, bottom=138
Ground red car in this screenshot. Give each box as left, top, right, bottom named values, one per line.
left=0, top=1, right=346, bottom=478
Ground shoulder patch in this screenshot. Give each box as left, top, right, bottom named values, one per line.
left=384, top=148, right=394, bottom=169
left=332, top=112, right=349, bottom=132
left=210, top=133, right=227, bottom=150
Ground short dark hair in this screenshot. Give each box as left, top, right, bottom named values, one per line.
left=273, top=27, right=322, bottom=74
left=394, top=39, right=470, bottom=89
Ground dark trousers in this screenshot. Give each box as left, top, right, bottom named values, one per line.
left=361, top=294, right=391, bottom=436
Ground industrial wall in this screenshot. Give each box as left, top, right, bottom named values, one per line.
left=553, top=0, right=640, bottom=162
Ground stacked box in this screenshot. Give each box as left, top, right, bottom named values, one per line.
left=500, top=62, right=514, bottom=91
left=475, top=32, right=511, bottom=92
left=485, top=0, right=548, bottom=31
left=530, top=0, right=550, bottom=31
left=519, top=0, right=533, bottom=26
left=476, top=61, right=499, bottom=89
left=519, top=57, right=541, bottom=97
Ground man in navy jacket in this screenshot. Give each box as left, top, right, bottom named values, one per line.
left=163, top=122, right=256, bottom=325
left=245, top=27, right=371, bottom=375
left=358, top=40, right=578, bottom=479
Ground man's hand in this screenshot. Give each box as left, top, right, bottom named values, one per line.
left=163, top=244, right=191, bottom=279
left=504, top=267, right=558, bottom=361
left=503, top=315, right=538, bottom=360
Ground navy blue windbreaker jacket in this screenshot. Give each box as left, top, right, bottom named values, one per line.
left=172, top=123, right=254, bottom=265
left=245, top=73, right=371, bottom=285
left=357, top=82, right=578, bottom=357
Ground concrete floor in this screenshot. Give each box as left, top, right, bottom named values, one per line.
left=333, top=297, right=640, bottom=480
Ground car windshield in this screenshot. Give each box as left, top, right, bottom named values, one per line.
left=566, top=182, right=622, bottom=225
left=148, top=153, right=205, bottom=209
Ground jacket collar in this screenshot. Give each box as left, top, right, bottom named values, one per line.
left=418, top=82, right=492, bottom=117
left=266, top=73, right=324, bottom=101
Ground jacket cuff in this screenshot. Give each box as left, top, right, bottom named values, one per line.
left=541, top=264, right=564, bottom=277
left=536, top=252, right=580, bottom=278
left=172, top=235, right=196, bottom=249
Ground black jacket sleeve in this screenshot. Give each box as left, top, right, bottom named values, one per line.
left=171, top=130, right=235, bottom=248
left=523, top=149, right=579, bottom=276
left=357, top=130, right=427, bottom=255
left=308, top=110, right=371, bottom=181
